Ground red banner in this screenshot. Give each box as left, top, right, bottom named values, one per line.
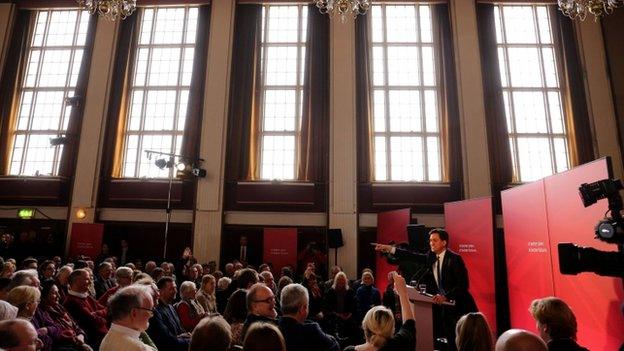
left=263, top=228, right=297, bottom=274
left=444, top=197, right=497, bottom=334
left=501, top=180, right=554, bottom=331
left=502, top=158, right=624, bottom=350
left=68, top=223, right=104, bottom=260
left=376, top=208, right=411, bottom=290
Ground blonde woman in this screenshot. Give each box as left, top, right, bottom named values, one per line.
left=345, top=273, right=415, bottom=351
left=7, top=285, right=40, bottom=319
left=196, top=274, right=217, bottom=313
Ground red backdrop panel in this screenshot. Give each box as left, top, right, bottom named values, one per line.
left=543, top=159, right=623, bottom=350
left=376, top=208, right=411, bottom=290
left=444, top=197, right=497, bottom=334
left=68, top=223, right=104, bottom=259
left=501, top=180, right=555, bottom=331
left=263, top=228, right=298, bottom=273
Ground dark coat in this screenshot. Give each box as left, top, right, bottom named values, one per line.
left=277, top=316, right=340, bottom=351
left=147, top=302, right=190, bottom=351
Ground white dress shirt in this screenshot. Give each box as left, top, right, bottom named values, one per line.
left=100, top=323, right=156, bottom=351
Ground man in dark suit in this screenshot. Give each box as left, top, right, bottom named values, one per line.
left=278, top=283, right=340, bottom=351
left=147, top=277, right=190, bottom=351
left=375, top=228, right=477, bottom=351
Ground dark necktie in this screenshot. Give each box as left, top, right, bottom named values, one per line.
left=436, top=255, right=442, bottom=291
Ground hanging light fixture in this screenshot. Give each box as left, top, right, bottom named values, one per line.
left=558, top=0, right=622, bottom=21
left=316, top=0, right=371, bottom=22
left=76, top=0, right=137, bottom=21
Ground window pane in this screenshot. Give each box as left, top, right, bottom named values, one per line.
left=266, top=6, right=299, bottom=43
left=498, top=48, right=508, bottom=87
left=542, top=47, right=558, bottom=88
left=46, top=11, right=77, bottom=46
left=263, top=90, right=296, bottom=132
left=502, top=6, right=537, bottom=44
left=31, top=91, right=64, bottom=130
left=39, top=49, right=72, bottom=87
left=512, top=91, right=547, bottom=133
left=144, top=90, right=177, bottom=131
left=373, top=90, right=386, bottom=132
left=372, top=46, right=385, bottom=86
left=389, top=90, right=421, bottom=132
left=548, top=91, right=565, bottom=134
left=265, top=46, right=298, bottom=86
left=371, top=6, right=383, bottom=43
left=422, top=46, right=435, bottom=86
left=153, top=8, right=185, bottom=44
left=387, top=46, right=419, bottom=86
left=385, top=6, right=417, bottom=43
left=553, top=137, right=569, bottom=173
left=148, top=48, right=181, bottom=86
left=22, top=135, right=58, bottom=176
left=427, top=136, right=441, bottom=181
left=419, top=6, right=432, bottom=43
left=261, top=135, right=295, bottom=180
left=507, top=48, right=542, bottom=88
left=390, top=136, right=424, bottom=181
left=536, top=7, right=552, bottom=44
left=424, top=90, right=438, bottom=132
left=516, top=137, right=553, bottom=181
left=374, top=136, right=387, bottom=181
left=138, top=135, right=173, bottom=178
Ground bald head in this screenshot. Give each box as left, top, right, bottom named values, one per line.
left=495, top=329, right=547, bottom=351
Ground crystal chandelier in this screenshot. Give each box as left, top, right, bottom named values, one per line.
left=316, top=0, right=371, bottom=22
left=558, top=0, right=622, bottom=21
left=76, top=0, right=137, bottom=21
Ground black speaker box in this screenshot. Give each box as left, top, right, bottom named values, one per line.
left=327, top=228, right=344, bottom=248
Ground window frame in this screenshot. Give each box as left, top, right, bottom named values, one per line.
left=367, top=3, right=445, bottom=183
left=256, top=4, right=308, bottom=181
left=494, top=4, right=571, bottom=183
left=117, top=5, right=200, bottom=179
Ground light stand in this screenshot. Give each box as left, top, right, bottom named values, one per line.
left=145, top=150, right=205, bottom=260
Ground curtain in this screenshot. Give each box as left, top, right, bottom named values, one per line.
left=224, top=4, right=262, bottom=181
left=180, top=5, right=211, bottom=161
left=432, top=4, right=463, bottom=188
left=58, top=13, right=97, bottom=177
left=477, top=4, right=514, bottom=192
left=0, top=10, right=31, bottom=174
left=355, top=12, right=373, bottom=183
left=297, top=4, right=329, bottom=182
left=550, top=6, right=594, bottom=165
left=99, top=12, right=139, bottom=179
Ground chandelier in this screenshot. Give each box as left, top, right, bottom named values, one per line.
left=558, top=0, right=622, bottom=21
left=316, top=0, right=371, bottom=22
left=76, top=0, right=137, bottom=21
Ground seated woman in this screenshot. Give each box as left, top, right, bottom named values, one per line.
left=455, top=312, right=494, bottom=351
left=54, top=265, right=72, bottom=302
left=7, top=285, right=53, bottom=350
left=355, top=271, right=381, bottom=321
left=196, top=274, right=218, bottom=314
left=224, top=288, right=248, bottom=346
left=39, top=260, right=56, bottom=282
left=323, top=271, right=356, bottom=342
left=32, top=280, right=91, bottom=351
left=345, top=273, right=415, bottom=351
left=302, top=272, right=324, bottom=321
left=175, top=281, right=206, bottom=332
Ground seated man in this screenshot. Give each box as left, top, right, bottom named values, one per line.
left=63, top=269, right=109, bottom=348
left=496, top=329, right=548, bottom=351
left=529, top=297, right=589, bottom=351
left=98, top=266, right=133, bottom=306
left=100, top=285, right=156, bottom=351
left=278, top=283, right=339, bottom=351
left=94, top=262, right=116, bottom=299
left=146, top=277, right=190, bottom=351
left=241, top=283, right=278, bottom=340
left=0, top=319, right=43, bottom=350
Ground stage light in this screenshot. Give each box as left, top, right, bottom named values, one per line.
left=75, top=208, right=87, bottom=219
left=17, top=208, right=35, bottom=219
left=176, top=162, right=187, bottom=171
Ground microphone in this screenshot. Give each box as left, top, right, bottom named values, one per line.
left=410, top=265, right=430, bottom=287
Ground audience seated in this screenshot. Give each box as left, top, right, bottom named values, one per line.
left=455, top=312, right=494, bottom=351
left=196, top=274, right=218, bottom=314
left=100, top=285, right=155, bottom=351
left=241, top=283, right=279, bottom=341
left=302, top=272, right=324, bottom=321
left=278, top=283, right=339, bottom=351
left=529, top=297, right=589, bottom=351
left=7, top=269, right=40, bottom=290
left=54, top=265, right=72, bottom=302
left=98, top=266, right=133, bottom=305
left=355, top=271, right=381, bottom=321
left=243, top=322, right=287, bottom=351
left=216, top=276, right=232, bottom=314
left=146, top=276, right=190, bottom=351
left=495, top=329, right=547, bottom=351
left=6, top=285, right=40, bottom=320
left=0, top=318, right=43, bottom=350
left=94, top=262, right=115, bottom=299
left=345, top=273, right=415, bottom=351
left=224, top=283, right=249, bottom=345
left=33, top=280, right=90, bottom=351
left=38, top=260, right=56, bottom=282
left=323, top=271, right=356, bottom=343
left=190, top=314, right=232, bottom=351
left=63, top=269, right=109, bottom=348
left=175, top=280, right=206, bottom=332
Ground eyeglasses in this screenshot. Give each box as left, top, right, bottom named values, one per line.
left=134, top=307, right=155, bottom=315
left=253, top=296, right=276, bottom=304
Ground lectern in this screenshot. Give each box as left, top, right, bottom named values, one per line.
left=406, top=286, right=455, bottom=351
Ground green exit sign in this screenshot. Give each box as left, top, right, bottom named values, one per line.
left=17, top=208, right=35, bottom=219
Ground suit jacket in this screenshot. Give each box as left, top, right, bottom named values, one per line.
left=63, top=293, right=108, bottom=348
left=395, top=248, right=478, bottom=315
left=147, top=302, right=190, bottom=351
left=278, top=316, right=340, bottom=351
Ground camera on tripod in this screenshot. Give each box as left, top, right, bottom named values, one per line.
left=558, top=178, right=624, bottom=277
